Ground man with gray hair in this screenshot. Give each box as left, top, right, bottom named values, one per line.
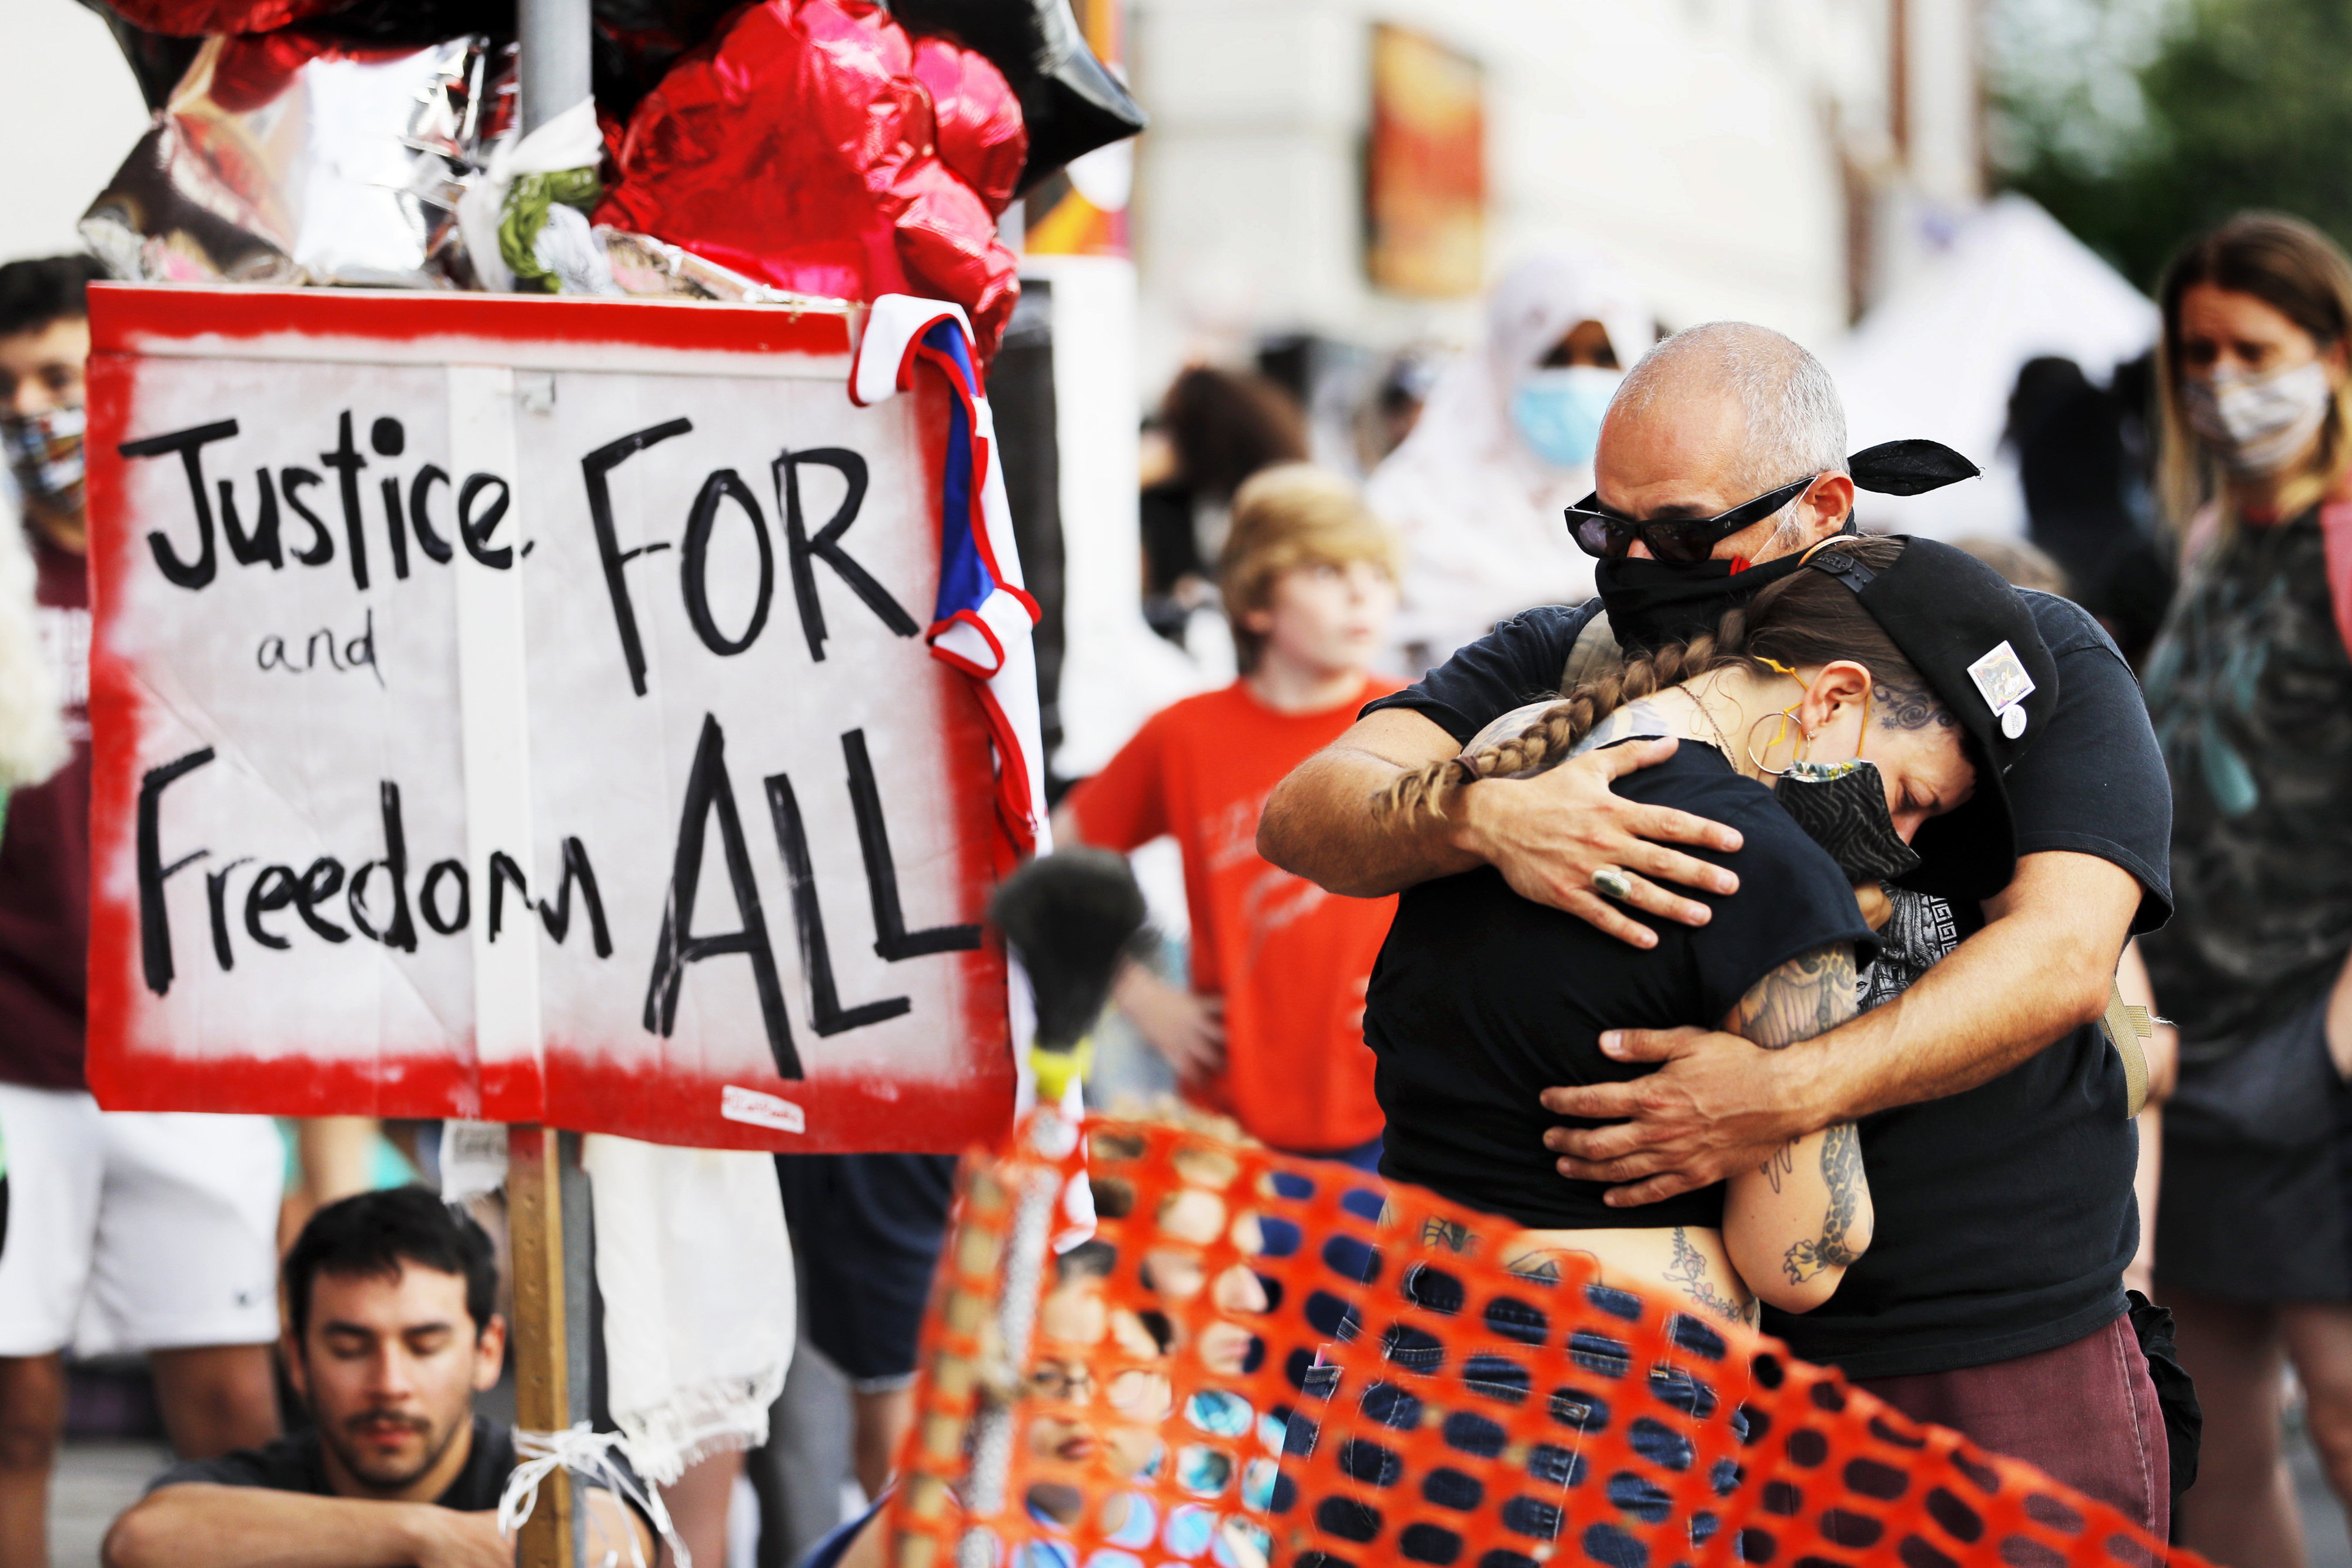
left=1261, top=322, right=2179, bottom=1531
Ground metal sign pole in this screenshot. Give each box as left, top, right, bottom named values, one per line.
left=517, top=0, right=593, bottom=135
left=509, top=12, right=594, bottom=1568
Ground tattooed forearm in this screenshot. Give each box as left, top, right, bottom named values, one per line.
left=1728, top=944, right=1859, bottom=1050
left=1421, top=1216, right=1476, bottom=1255
left=1502, top=1248, right=1598, bottom=1284
left=1782, top=1124, right=1865, bottom=1285
left=1662, top=1226, right=1745, bottom=1325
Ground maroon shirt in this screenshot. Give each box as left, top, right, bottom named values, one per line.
left=0, top=524, right=91, bottom=1089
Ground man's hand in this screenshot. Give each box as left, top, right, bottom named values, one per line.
left=1258, top=711, right=1739, bottom=942
left=1453, top=738, right=1742, bottom=949
left=1539, top=1027, right=1825, bottom=1205
left=1539, top=851, right=2146, bottom=1206
left=402, top=1507, right=512, bottom=1568
left=1114, top=965, right=1226, bottom=1081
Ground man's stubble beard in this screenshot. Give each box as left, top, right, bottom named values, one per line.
left=1754, top=503, right=1813, bottom=563
left=322, top=1404, right=469, bottom=1494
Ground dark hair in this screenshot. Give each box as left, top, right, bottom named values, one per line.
left=1384, top=538, right=1943, bottom=820
left=284, top=1186, right=499, bottom=1346
left=1158, top=367, right=1309, bottom=502
left=0, top=255, right=107, bottom=341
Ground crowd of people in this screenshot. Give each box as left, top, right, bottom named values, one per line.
left=4, top=205, right=2352, bottom=1568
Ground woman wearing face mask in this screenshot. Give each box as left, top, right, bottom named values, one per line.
left=2138, top=213, right=2352, bottom=1566
left=1364, top=249, right=1651, bottom=673
left=1360, top=536, right=2053, bottom=1343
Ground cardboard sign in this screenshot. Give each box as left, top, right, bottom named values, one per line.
left=83, top=286, right=1044, bottom=1152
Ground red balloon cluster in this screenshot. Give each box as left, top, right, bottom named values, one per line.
left=101, top=0, right=340, bottom=30
left=596, top=0, right=1026, bottom=359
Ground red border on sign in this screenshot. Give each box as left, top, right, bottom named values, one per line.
left=89, top=283, right=856, bottom=360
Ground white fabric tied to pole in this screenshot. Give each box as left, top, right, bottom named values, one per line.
left=456, top=96, right=610, bottom=295
left=496, top=1422, right=690, bottom=1568
left=582, top=1135, right=794, bottom=1485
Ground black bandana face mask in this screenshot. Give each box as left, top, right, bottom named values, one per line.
left=1588, top=439, right=1983, bottom=654
left=1772, top=758, right=1923, bottom=882
left=1595, top=540, right=1827, bottom=654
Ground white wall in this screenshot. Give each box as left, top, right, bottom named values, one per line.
left=1, top=1, right=152, bottom=265
left=1127, top=0, right=1982, bottom=384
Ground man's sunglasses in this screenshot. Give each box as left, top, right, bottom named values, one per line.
left=1563, top=474, right=1819, bottom=564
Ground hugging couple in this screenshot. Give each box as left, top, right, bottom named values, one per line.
left=1262, top=321, right=2179, bottom=1538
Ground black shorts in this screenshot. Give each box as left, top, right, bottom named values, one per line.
left=774, top=1153, right=958, bottom=1389
left=2157, top=991, right=2352, bottom=1302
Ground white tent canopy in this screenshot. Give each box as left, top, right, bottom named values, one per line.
left=1827, top=194, right=2159, bottom=541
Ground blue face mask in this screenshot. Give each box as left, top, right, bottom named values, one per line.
left=1509, top=366, right=1622, bottom=469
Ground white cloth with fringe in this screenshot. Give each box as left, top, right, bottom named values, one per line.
left=583, top=1135, right=794, bottom=1485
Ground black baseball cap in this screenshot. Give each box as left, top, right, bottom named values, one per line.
left=1800, top=536, right=2059, bottom=901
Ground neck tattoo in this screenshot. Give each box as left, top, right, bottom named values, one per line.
left=1681, top=678, right=1739, bottom=763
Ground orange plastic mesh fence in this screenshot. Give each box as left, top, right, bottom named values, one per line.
left=887, top=1116, right=2201, bottom=1568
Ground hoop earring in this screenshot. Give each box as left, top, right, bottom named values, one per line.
left=1746, top=706, right=1810, bottom=777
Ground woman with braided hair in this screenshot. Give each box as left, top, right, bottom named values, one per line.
left=1362, top=534, right=2048, bottom=1328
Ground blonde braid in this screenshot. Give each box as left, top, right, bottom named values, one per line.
left=1377, top=608, right=1753, bottom=823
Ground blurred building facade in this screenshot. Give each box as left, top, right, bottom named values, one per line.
left=1127, top=0, right=1986, bottom=386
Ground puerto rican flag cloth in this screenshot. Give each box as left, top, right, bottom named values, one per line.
left=851, top=295, right=1050, bottom=867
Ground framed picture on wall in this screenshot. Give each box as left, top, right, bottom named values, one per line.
left=1366, top=23, right=1485, bottom=298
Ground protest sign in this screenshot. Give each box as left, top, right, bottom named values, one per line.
left=83, top=286, right=1043, bottom=1152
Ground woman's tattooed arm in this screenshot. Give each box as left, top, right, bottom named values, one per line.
left=1780, top=1124, right=1866, bottom=1284
left=1727, top=944, right=1857, bottom=1051
left=1721, top=944, right=1874, bottom=1308
left=1662, top=1226, right=1749, bottom=1325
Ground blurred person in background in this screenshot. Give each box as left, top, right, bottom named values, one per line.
left=0, top=256, right=286, bottom=1568
left=1138, top=367, right=1310, bottom=658
left=1953, top=534, right=2071, bottom=597
left=2138, top=212, right=2352, bottom=1566
left=1057, top=466, right=1402, bottom=1166
left=1365, top=250, right=1652, bottom=673
left=1353, top=346, right=1442, bottom=472
left=0, top=378, right=73, bottom=1272
left=771, top=1151, right=958, bottom=1516
left=2006, top=353, right=2176, bottom=668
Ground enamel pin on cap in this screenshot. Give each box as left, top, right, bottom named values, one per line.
left=1967, top=640, right=2037, bottom=739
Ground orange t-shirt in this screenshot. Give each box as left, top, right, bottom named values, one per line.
left=1065, top=676, right=1401, bottom=1153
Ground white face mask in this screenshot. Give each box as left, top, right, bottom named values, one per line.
left=2181, top=359, right=2335, bottom=475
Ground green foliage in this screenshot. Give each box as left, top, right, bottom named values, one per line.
left=1999, top=0, right=2352, bottom=289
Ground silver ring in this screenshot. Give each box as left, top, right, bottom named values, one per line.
left=1592, top=866, right=1635, bottom=901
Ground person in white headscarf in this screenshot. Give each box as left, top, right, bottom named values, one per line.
left=1367, top=249, right=1652, bottom=671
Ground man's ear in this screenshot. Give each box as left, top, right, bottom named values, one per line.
left=281, top=1330, right=311, bottom=1403
left=472, top=1314, right=507, bottom=1392
left=1798, top=473, right=1857, bottom=543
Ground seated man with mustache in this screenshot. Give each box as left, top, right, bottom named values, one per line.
left=104, top=1188, right=652, bottom=1568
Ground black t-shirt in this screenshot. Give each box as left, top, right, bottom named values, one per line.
left=1364, top=591, right=2173, bottom=1378
left=1367, top=741, right=1880, bottom=1231
left=1364, top=593, right=2174, bottom=931
left=150, top=1415, right=640, bottom=1521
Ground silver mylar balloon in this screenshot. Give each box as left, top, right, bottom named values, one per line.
left=82, top=34, right=500, bottom=289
